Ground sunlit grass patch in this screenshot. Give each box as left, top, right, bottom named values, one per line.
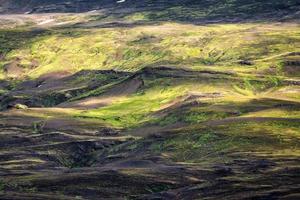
left=75, top=84, right=189, bottom=128
left=242, top=108, right=300, bottom=118
left=1, top=22, right=299, bottom=79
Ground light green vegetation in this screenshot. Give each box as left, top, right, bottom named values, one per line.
left=11, top=77, right=299, bottom=131
left=74, top=78, right=232, bottom=128
left=76, top=83, right=188, bottom=128
left=1, top=22, right=298, bottom=129
left=0, top=1, right=299, bottom=198
left=0, top=23, right=299, bottom=79
left=242, top=108, right=300, bottom=118
left=0, top=10, right=299, bottom=168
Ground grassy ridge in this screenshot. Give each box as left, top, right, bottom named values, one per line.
left=0, top=23, right=299, bottom=79
left=1, top=21, right=299, bottom=130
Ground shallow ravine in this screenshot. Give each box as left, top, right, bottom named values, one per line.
left=0, top=116, right=299, bottom=199
left=1, top=66, right=299, bottom=199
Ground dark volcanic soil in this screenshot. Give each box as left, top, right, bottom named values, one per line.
left=0, top=123, right=299, bottom=199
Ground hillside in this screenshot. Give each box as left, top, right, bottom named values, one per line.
left=0, top=0, right=300, bottom=21
left=0, top=1, right=300, bottom=200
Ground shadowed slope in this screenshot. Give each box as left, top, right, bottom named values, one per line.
left=0, top=0, right=299, bottom=23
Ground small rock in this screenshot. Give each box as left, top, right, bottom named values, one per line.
left=14, top=104, right=28, bottom=110
left=239, top=60, right=254, bottom=66
left=65, top=92, right=72, bottom=98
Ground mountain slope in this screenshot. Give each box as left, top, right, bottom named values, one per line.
left=0, top=0, right=299, bottom=22
left=0, top=1, right=300, bottom=199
